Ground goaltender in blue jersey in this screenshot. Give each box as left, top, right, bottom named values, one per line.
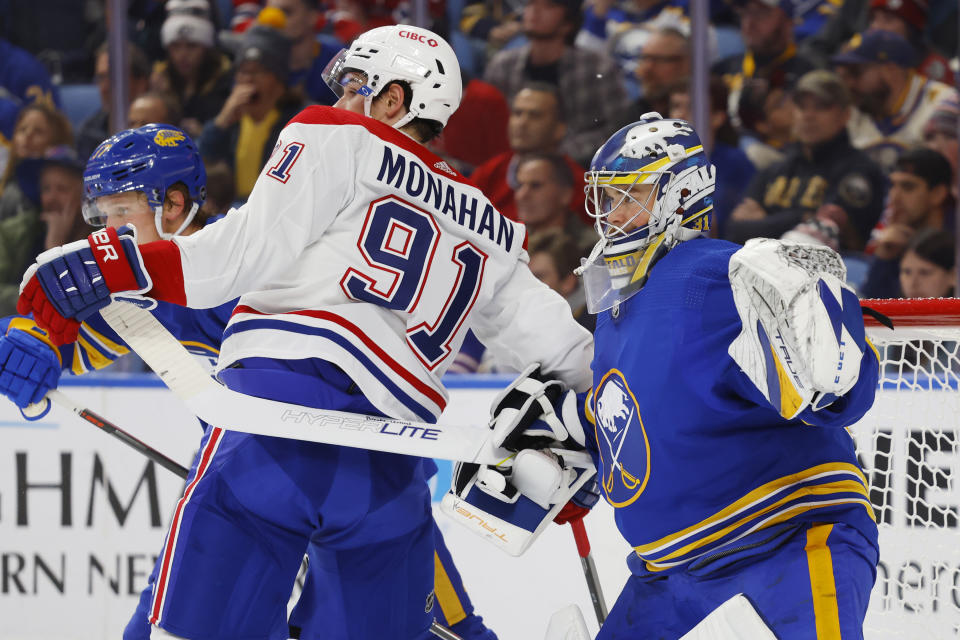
left=477, top=113, right=881, bottom=638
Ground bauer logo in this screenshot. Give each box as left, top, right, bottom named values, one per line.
left=593, top=369, right=651, bottom=508
left=153, top=129, right=185, bottom=147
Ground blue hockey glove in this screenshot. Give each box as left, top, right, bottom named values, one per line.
left=490, top=363, right=588, bottom=452
left=19, top=226, right=152, bottom=341
left=0, top=320, right=62, bottom=415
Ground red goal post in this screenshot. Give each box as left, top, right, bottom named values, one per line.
left=854, top=298, right=960, bottom=637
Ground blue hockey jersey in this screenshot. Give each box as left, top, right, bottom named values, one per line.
left=587, top=237, right=880, bottom=574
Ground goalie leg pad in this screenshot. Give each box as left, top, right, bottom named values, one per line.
left=678, top=595, right=777, bottom=640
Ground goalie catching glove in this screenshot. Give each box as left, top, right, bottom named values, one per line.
left=728, top=238, right=868, bottom=420
left=18, top=226, right=154, bottom=345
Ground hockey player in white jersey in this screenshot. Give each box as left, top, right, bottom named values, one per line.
left=17, top=25, right=594, bottom=640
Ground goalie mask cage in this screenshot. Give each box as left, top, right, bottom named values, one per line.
left=857, top=298, right=960, bottom=638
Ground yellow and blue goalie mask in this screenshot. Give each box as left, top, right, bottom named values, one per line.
left=579, top=113, right=717, bottom=313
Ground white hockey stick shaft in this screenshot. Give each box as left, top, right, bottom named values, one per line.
left=98, top=301, right=530, bottom=465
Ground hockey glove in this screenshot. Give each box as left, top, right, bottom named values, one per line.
left=490, top=363, right=588, bottom=452
left=553, top=474, right=601, bottom=524
left=0, top=319, right=62, bottom=417
left=18, top=226, right=152, bottom=344
left=728, top=238, right=867, bottom=419
left=444, top=447, right=596, bottom=556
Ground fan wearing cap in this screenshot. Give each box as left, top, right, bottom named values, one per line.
left=922, top=99, right=959, bottom=199
left=867, top=0, right=954, bottom=84
left=200, top=10, right=304, bottom=201
left=153, top=0, right=233, bottom=138
left=726, top=70, right=886, bottom=253
left=833, top=28, right=959, bottom=173
left=715, top=0, right=817, bottom=118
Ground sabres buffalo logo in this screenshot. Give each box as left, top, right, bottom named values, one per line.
left=154, top=129, right=186, bottom=147
left=594, top=369, right=650, bottom=507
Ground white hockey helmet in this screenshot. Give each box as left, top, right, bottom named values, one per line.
left=322, top=25, right=462, bottom=128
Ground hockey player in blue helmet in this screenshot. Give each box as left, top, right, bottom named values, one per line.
left=480, top=113, right=882, bottom=638
left=579, top=113, right=716, bottom=312
left=82, top=123, right=208, bottom=242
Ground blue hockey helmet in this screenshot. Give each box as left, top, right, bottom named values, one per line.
left=82, top=124, right=207, bottom=239
left=579, top=113, right=716, bottom=312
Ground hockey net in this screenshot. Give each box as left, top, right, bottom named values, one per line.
left=856, top=298, right=960, bottom=638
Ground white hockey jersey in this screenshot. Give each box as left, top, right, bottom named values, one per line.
left=847, top=71, right=958, bottom=173
left=171, top=107, right=594, bottom=422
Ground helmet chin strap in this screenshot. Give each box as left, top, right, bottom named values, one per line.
left=154, top=202, right=200, bottom=240
left=363, top=91, right=418, bottom=130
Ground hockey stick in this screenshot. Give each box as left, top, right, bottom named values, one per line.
left=570, top=518, right=607, bottom=626
left=429, top=621, right=464, bottom=640
left=26, top=389, right=190, bottom=479
left=96, top=301, right=548, bottom=466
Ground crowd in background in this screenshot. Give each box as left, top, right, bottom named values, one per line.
left=0, top=0, right=957, bottom=372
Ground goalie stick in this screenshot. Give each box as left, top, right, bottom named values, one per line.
left=570, top=518, right=607, bottom=626
left=93, top=301, right=527, bottom=465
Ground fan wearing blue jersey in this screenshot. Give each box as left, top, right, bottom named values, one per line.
left=481, top=114, right=881, bottom=638
left=0, top=123, right=497, bottom=640
left=16, top=25, right=593, bottom=640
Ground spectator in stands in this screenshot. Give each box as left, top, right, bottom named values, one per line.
left=630, top=26, right=690, bottom=118
left=266, top=0, right=343, bottom=105
left=833, top=29, right=959, bottom=173
left=867, top=0, right=953, bottom=84
left=128, top=92, right=183, bottom=129
left=469, top=82, right=588, bottom=223
left=0, top=146, right=86, bottom=315
left=0, top=37, right=61, bottom=176
left=898, top=228, right=955, bottom=299
left=861, top=148, right=953, bottom=298
left=668, top=76, right=755, bottom=238
left=200, top=20, right=302, bottom=201
left=725, top=70, right=886, bottom=253
left=735, top=76, right=795, bottom=170
left=527, top=228, right=594, bottom=330
left=460, top=0, right=524, bottom=62
left=0, top=103, right=73, bottom=220
left=715, top=0, right=816, bottom=119
left=153, top=0, right=233, bottom=138
left=483, top=0, right=631, bottom=166
left=76, top=41, right=151, bottom=162
left=922, top=100, right=959, bottom=199
left=430, top=75, right=511, bottom=174
left=200, top=161, right=237, bottom=216
left=514, top=153, right=594, bottom=251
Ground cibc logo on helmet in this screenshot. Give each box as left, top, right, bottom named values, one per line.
left=397, top=30, right=438, bottom=47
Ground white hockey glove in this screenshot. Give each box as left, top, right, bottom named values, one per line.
left=489, top=363, right=587, bottom=452
left=728, top=238, right=868, bottom=420
left=442, top=447, right=595, bottom=556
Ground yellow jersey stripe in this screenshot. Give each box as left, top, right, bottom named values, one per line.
left=770, top=342, right=805, bottom=419
left=633, top=463, right=868, bottom=555
left=433, top=552, right=467, bottom=625
left=180, top=340, right=220, bottom=355
left=641, top=480, right=871, bottom=564
left=805, top=524, right=842, bottom=639
left=81, top=321, right=130, bottom=356
left=643, top=497, right=873, bottom=571
left=76, top=335, right=115, bottom=371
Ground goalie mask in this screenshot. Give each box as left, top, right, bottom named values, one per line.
left=83, top=124, right=207, bottom=239
left=580, top=113, right=716, bottom=312
left=321, top=24, right=462, bottom=128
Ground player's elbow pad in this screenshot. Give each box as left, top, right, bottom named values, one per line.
left=727, top=239, right=867, bottom=420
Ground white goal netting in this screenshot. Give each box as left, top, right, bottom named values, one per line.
left=853, top=299, right=960, bottom=639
